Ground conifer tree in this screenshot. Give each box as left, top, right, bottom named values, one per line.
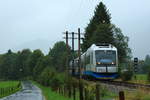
left=82, top=1, right=131, bottom=63
left=83, top=2, right=111, bottom=51
left=91, top=24, right=114, bottom=45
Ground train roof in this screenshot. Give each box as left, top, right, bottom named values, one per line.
left=88, top=43, right=117, bottom=51
left=75, top=43, right=117, bottom=60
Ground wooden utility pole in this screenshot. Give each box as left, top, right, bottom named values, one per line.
left=72, top=32, right=75, bottom=76
left=65, top=31, right=69, bottom=74
left=78, top=28, right=81, bottom=78
left=71, top=32, right=76, bottom=100
left=63, top=29, right=84, bottom=100
left=63, top=29, right=84, bottom=76
left=64, top=31, right=72, bottom=98
left=78, top=28, right=84, bottom=100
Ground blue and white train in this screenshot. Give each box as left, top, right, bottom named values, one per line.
left=70, top=43, right=119, bottom=80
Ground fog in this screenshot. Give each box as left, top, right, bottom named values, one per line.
left=0, top=0, right=149, bottom=59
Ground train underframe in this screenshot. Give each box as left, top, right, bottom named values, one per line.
left=73, top=71, right=119, bottom=80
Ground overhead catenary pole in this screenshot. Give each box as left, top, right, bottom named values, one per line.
left=72, top=32, right=76, bottom=100
left=72, top=32, right=75, bottom=76
left=78, top=28, right=83, bottom=100
left=63, top=30, right=84, bottom=75
left=78, top=28, right=81, bottom=78
left=65, top=31, right=69, bottom=75
left=63, top=29, right=84, bottom=100
left=66, top=31, right=69, bottom=48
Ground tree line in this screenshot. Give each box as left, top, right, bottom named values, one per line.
left=0, top=41, right=69, bottom=80
left=137, top=55, right=150, bottom=81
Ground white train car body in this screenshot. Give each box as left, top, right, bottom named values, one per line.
left=72, top=43, right=119, bottom=80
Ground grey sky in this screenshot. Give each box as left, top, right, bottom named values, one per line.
left=0, top=0, right=150, bottom=59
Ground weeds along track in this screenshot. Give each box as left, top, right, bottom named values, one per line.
left=97, top=80, right=150, bottom=89
left=74, top=77, right=150, bottom=90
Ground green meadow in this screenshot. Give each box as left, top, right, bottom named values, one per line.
left=0, top=81, right=21, bottom=98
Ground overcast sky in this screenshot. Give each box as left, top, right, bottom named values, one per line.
left=0, top=0, right=150, bottom=59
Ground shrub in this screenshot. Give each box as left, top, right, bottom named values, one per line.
left=84, top=82, right=96, bottom=100
left=148, top=72, right=150, bottom=82
left=39, top=67, right=56, bottom=86
left=50, top=73, right=67, bottom=91
left=121, top=71, right=133, bottom=81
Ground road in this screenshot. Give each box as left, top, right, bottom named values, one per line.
left=0, top=81, right=44, bottom=100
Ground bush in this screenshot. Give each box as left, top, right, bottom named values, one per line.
left=39, top=67, right=56, bottom=86
left=50, top=73, right=67, bottom=91
left=121, top=71, right=133, bottom=81
left=38, top=67, right=68, bottom=92
left=148, top=72, right=150, bottom=82
left=84, top=81, right=96, bottom=100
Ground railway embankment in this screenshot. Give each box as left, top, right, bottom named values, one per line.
left=98, top=80, right=150, bottom=100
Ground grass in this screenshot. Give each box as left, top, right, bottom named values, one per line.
left=32, top=81, right=77, bottom=100
left=129, top=74, right=149, bottom=84
left=123, top=88, right=150, bottom=100
left=32, top=81, right=117, bottom=100
left=115, top=74, right=149, bottom=84
left=34, top=80, right=150, bottom=100
left=0, top=81, right=21, bottom=98
left=135, top=74, right=147, bottom=80
left=102, top=90, right=117, bottom=100
left=114, top=74, right=150, bottom=100
left=0, top=81, right=20, bottom=88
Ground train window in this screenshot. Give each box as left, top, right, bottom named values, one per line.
left=90, top=52, right=93, bottom=64
left=95, top=50, right=116, bottom=65
left=88, top=55, right=90, bottom=64
left=86, top=54, right=90, bottom=65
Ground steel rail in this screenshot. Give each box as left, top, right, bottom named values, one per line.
left=98, top=80, right=150, bottom=89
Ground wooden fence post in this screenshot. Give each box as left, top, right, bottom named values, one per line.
left=63, top=85, right=65, bottom=96
left=73, top=84, right=76, bottom=100
left=84, top=88, right=87, bottom=100
left=96, top=84, right=100, bottom=100
left=68, top=84, right=71, bottom=98
left=79, top=80, right=84, bottom=100
left=119, top=91, right=125, bottom=100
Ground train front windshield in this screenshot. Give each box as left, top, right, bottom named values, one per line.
left=95, top=50, right=116, bottom=65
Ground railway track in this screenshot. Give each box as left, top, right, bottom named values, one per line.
left=98, top=80, right=150, bottom=89
left=75, top=76, right=150, bottom=89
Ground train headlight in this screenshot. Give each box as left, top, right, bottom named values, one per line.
left=112, top=62, right=114, bottom=65
left=97, top=62, right=101, bottom=65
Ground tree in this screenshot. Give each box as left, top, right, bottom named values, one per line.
left=0, top=54, right=3, bottom=79
left=26, top=49, right=44, bottom=77
left=148, top=71, right=150, bottom=82
left=33, top=55, right=53, bottom=80
left=143, top=55, right=150, bottom=73
left=145, top=55, right=150, bottom=65
left=0, top=50, right=19, bottom=80
left=91, top=24, right=114, bottom=45
left=39, top=67, right=56, bottom=86
left=82, top=2, right=111, bottom=51
left=16, top=49, right=32, bottom=79
left=48, top=41, right=70, bottom=72
left=112, top=25, right=132, bottom=63
left=82, top=1, right=131, bottom=63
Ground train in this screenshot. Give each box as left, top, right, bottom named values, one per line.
left=70, top=43, right=119, bottom=80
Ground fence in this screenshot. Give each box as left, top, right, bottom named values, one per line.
left=54, top=79, right=125, bottom=100
left=0, top=82, right=21, bottom=98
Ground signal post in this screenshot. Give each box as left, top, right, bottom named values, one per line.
left=134, top=57, right=138, bottom=82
